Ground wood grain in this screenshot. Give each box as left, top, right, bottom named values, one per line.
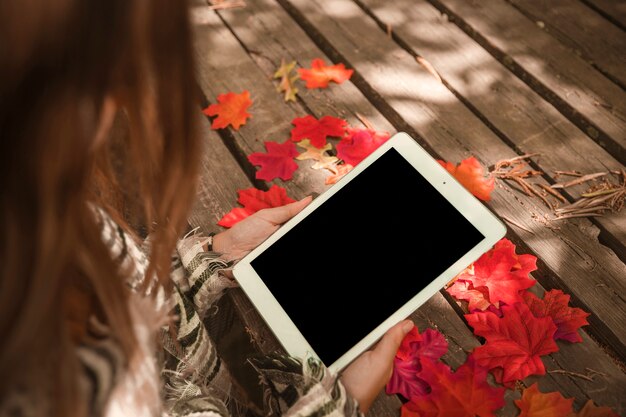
left=582, top=0, right=626, bottom=31
left=506, top=0, right=626, bottom=89
left=424, top=0, right=626, bottom=166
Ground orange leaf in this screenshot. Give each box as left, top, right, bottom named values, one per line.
left=203, top=90, right=252, bottom=130
left=515, top=383, right=573, bottom=417
left=570, top=400, right=620, bottom=417
left=438, top=157, right=495, bottom=201
left=298, top=58, right=353, bottom=89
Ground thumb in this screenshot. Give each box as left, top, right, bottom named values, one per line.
left=372, top=320, right=414, bottom=361
left=259, top=196, right=312, bottom=225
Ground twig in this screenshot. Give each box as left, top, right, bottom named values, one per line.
left=493, top=153, right=540, bottom=171
left=551, top=172, right=607, bottom=189
left=551, top=213, right=605, bottom=220
left=585, top=368, right=607, bottom=378
left=355, top=112, right=375, bottom=131
left=510, top=176, right=535, bottom=196
left=548, top=369, right=595, bottom=382
left=581, top=188, right=622, bottom=198
left=207, top=0, right=246, bottom=10
left=538, top=183, right=567, bottom=203
left=416, top=56, right=442, bottom=83
left=386, top=23, right=392, bottom=38
left=500, top=215, right=535, bottom=234
left=530, top=184, right=554, bottom=210
left=554, top=170, right=582, bottom=177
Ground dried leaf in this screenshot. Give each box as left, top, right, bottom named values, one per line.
left=274, top=59, right=299, bottom=102
left=296, top=139, right=338, bottom=170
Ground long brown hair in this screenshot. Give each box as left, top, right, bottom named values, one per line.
left=0, top=1, right=200, bottom=415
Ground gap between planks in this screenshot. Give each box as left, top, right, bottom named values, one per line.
left=424, top=0, right=626, bottom=166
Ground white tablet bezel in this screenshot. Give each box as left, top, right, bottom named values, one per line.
left=233, top=132, right=506, bottom=373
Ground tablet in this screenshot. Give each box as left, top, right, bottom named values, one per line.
left=233, top=132, right=506, bottom=372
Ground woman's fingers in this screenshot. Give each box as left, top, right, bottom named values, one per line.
left=372, top=320, right=414, bottom=364
left=258, top=196, right=312, bottom=224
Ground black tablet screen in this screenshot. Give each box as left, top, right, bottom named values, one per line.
left=250, top=148, right=484, bottom=365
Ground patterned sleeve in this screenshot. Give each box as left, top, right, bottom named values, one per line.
left=169, top=233, right=238, bottom=319
left=166, top=233, right=363, bottom=417
left=250, top=354, right=363, bottom=417
left=160, top=234, right=238, bottom=417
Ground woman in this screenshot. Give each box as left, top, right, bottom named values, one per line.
left=0, top=1, right=413, bottom=416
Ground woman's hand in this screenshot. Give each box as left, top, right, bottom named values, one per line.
left=340, top=320, right=414, bottom=414
left=212, top=196, right=312, bottom=261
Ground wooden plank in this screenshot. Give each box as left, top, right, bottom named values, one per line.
left=212, top=0, right=395, bottom=136
left=356, top=0, right=626, bottom=263
left=422, top=0, right=626, bottom=166
left=191, top=0, right=327, bottom=200
left=277, top=0, right=626, bottom=358
left=204, top=7, right=420, bottom=415
left=188, top=115, right=253, bottom=235
left=507, top=0, right=626, bottom=89
left=582, top=0, right=626, bottom=31
left=189, top=3, right=480, bottom=414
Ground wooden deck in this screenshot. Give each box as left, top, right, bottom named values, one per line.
left=187, top=0, right=626, bottom=415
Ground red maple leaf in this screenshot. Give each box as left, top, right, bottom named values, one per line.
left=522, top=290, right=590, bottom=343
left=401, top=356, right=505, bottom=417
left=298, top=58, right=353, bottom=89
left=450, top=238, right=537, bottom=309
left=218, top=185, right=296, bottom=228
left=438, top=157, right=495, bottom=201
left=396, top=326, right=423, bottom=361
left=514, top=383, right=573, bottom=417
left=203, top=90, right=252, bottom=130
left=465, top=302, right=558, bottom=384
left=388, top=327, right=448, bottom=400
left=572, top=400, right=621, bottom=417
left=248, top=141, right=299, bottom=181
left=290, top=115, right=347, bottom=148
left=388, top=357, right=430, bottom=400
left=336, top=128, right=390, bottom=166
